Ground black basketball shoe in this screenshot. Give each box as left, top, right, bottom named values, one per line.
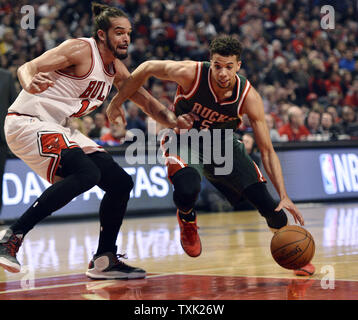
left=0, top=228, right=23, bottom=273
left=86, top=251, right=146, bottom=280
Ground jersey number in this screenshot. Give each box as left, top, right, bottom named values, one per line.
left=71, top=99, right=98, bottom=118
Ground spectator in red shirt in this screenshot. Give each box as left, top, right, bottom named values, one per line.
left=278, top=106, right=310, bottom=141
left=325, top=72, right=342, bottom=95
left=343, top=78, right=358, bottom=107
left=100, top=121, right=133, bottom=147
left=271, top=102, right=290, bottom=130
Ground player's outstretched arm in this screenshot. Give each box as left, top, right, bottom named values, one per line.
left=106, top=60, right=196, bottom=124
left=242, top=86, right=304, bottom=226
left=107, top=60, right=194, bottom=130
left=17, top=39, right=90, bottom=94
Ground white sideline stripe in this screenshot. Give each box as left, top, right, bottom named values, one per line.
left=0, top=272, right=170, bottom=295
left=0, top=280, right=90, bottom=295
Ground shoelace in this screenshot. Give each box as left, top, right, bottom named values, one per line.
left=113, top=253, right=129, bottom=266
left=4, top=235, right=22, bottom=257
left=116, top=253, right=128, bottom=260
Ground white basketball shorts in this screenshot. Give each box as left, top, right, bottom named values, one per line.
left=4, top=113, right=104, bottom=184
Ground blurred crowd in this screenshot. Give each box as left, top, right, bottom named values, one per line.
left=1, top=0, right=358, bottom=147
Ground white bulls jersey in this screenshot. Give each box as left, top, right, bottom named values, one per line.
left=5, top=37, right=117, bottom=184
left=8, top=37, right=115, bottom=124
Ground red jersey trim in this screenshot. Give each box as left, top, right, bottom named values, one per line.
left=174, top=62, right=202, bottom=106
left=237, top=80, right=251, bottom=117
left=93, top=37, right=116, bottom=77
left=7, top=112, right=36, bottom=118
left=208, top=69, right=241, bottom=105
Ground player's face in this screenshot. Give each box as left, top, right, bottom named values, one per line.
left=106, top=17, right=132, bottom=60
left=210, top=54, right=241, bottom=89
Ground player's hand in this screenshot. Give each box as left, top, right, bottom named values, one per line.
left=173, top=113, right=194, bottom=134
left=275, top=197, right=304, bottom=226
left=106, top=104, right=127, bottom=126
left=26, top=72, right=55, bottom=94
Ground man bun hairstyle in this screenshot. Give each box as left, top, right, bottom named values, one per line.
left=92, top=2, right=128, bottom=40
left=209, top=36, right=243, bottom=61
left=92, top=2, right=108, bottom=16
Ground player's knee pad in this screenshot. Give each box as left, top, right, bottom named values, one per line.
left=57, top=148, right=101, bottom=190
left=242, top=182, right=288, bottom=229
left=87, top=151, right=134, bottom=195
left=108, top=167, right=134, bottom=196
left=171, top=167, right=201, bottom=211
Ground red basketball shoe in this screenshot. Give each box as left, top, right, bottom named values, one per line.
left=294, top=263, right=315, bottom=276
left=287, top=279, right=315, bottom=299
left=177, top=210, right=202, bottom=257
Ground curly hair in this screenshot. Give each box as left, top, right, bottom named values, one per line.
left=209, top=36, right=243, bottom=61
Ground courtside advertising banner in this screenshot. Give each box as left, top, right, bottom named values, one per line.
left=2, top=147, right=358, bottom=220
left=263, top=147, right=358, bottom=202
left=1, top=154, right=175, bottom=220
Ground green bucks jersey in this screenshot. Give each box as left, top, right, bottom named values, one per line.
left=173, top=61, right=251, bottom=130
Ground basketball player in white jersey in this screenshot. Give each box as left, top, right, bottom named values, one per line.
left=0, top=3, right=192, bottom=280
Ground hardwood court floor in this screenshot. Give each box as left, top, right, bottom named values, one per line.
left=0, top=202, right=358, bottom=300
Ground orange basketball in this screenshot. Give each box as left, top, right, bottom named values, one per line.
left=270, top=225, right=315, bottom=270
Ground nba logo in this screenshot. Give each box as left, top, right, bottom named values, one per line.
left=319, top=154, right=337, bottom=194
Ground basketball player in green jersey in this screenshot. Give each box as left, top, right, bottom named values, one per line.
left=107, top=36, right=314, bottom=276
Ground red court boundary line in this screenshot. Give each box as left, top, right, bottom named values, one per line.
left=1, top=272, right=358, bottom=300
